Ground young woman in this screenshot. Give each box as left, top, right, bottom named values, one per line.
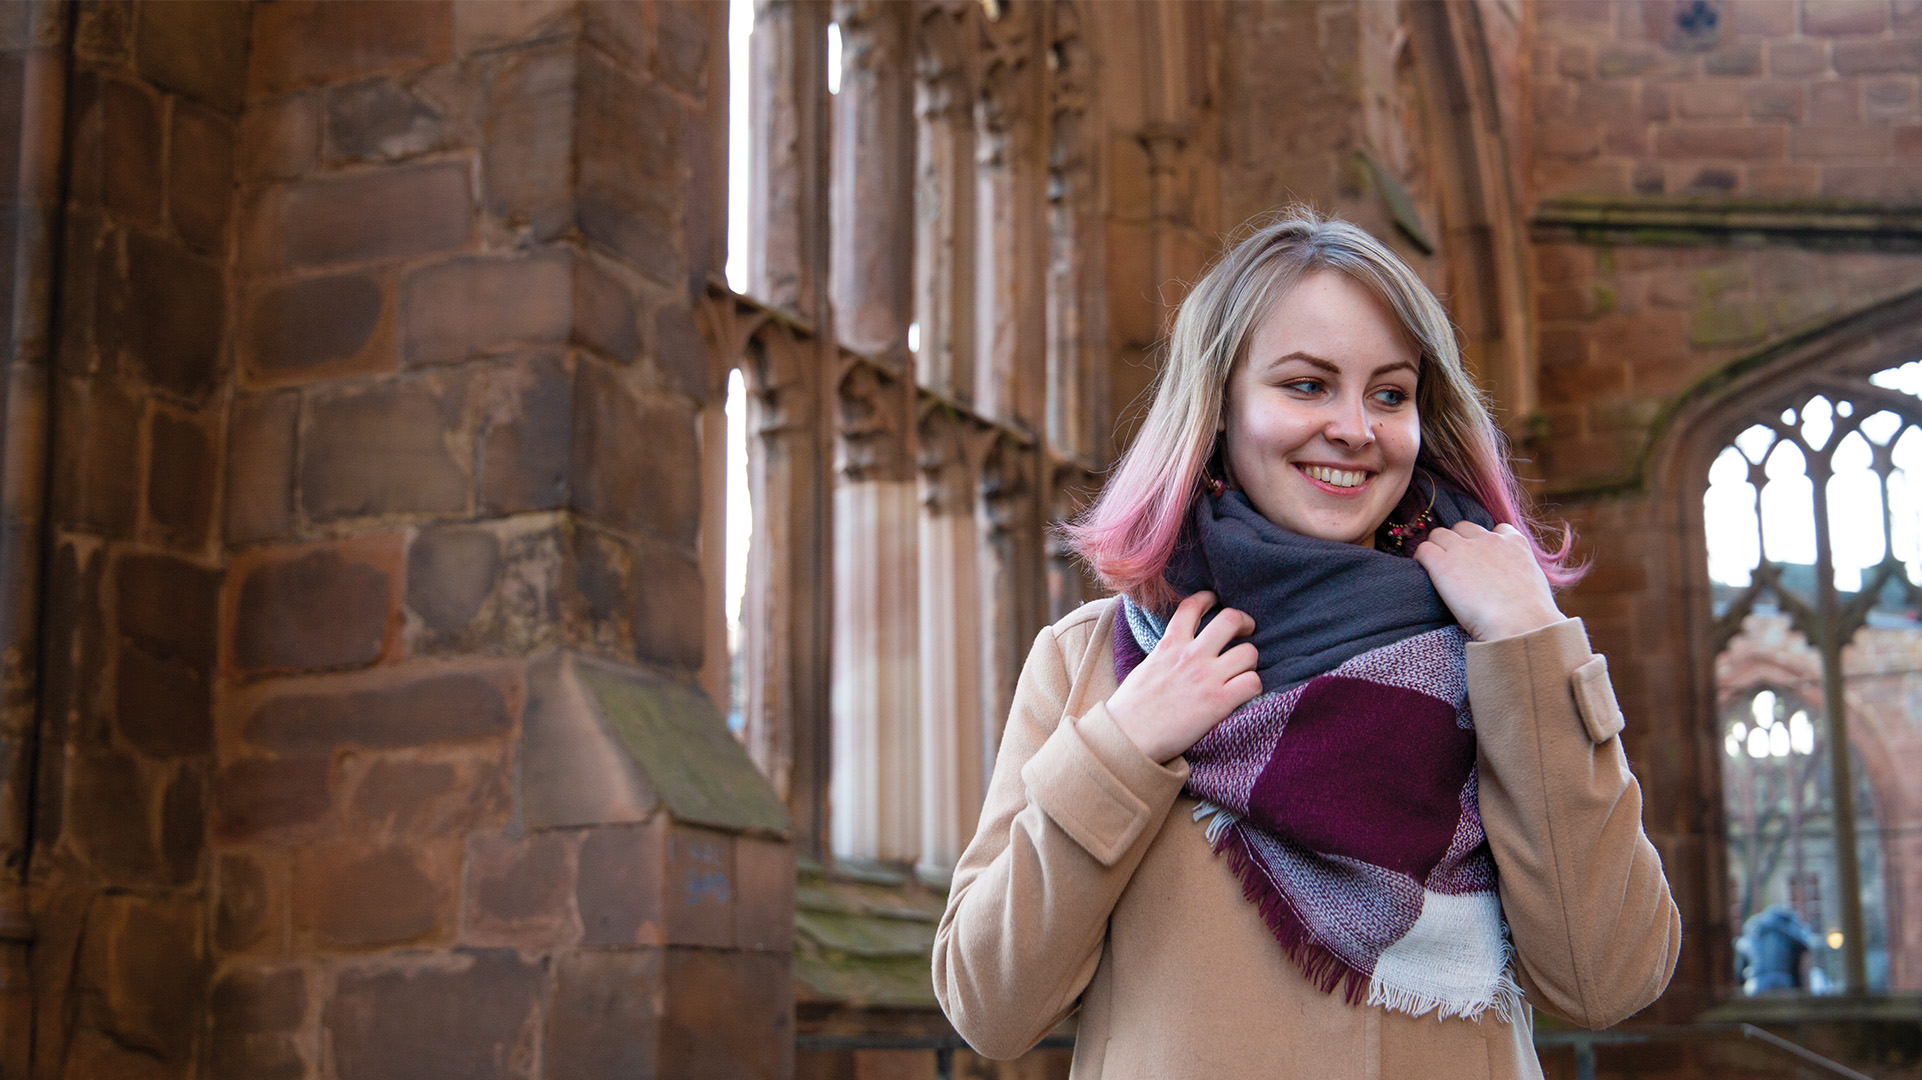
left=933, top=210, right=1679, bottom=1079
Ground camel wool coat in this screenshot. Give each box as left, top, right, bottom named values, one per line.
left=933, top=598, right=1680, bottom=1080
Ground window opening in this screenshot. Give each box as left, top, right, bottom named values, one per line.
left=1705, top=364, right=1922, bottom=993
left=726, top=0, right=755, bottom=294
left=724, top=368, right=754, bottom=735
left=827, top=21, right=842, bottom=95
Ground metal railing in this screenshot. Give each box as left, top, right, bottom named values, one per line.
left=800, top=1024, right=1876, bottom=1080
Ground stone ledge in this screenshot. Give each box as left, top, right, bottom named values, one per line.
left=1533, top=197, right=1922, bottom=251
left=519, top=649, right=789, bottom=836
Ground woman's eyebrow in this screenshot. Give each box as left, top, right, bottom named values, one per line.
left=1266, top=351, right=1417, bottom=379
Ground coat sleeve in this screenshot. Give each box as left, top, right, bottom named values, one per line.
left=1466, top=617, right=1682, bottom=1030
left=932, top=620, right=1190, bottom=1059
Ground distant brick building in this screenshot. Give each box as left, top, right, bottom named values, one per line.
left=0, top=1, right=1918, bottom=1078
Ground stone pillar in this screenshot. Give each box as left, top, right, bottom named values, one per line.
left=830, top=0, right=914, bottom=367
left=830, top=361, right=920, bottom=862
left=752, top=0, right=831, bottom=321
left=974, top=3, right=1049, bottom=429
left=914, top=2, right=977, bottom=402
left=1045, top=4, right=1104, bottom=464
left=916, top=409, right=994, bottom=875
left=977, top=438, right=1045, bottom=769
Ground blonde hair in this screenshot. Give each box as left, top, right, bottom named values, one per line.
left=1063, top=207, right=1576, bottom=609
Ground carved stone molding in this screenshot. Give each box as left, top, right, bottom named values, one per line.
left=836, top=359, right=913, bottom=482
left=917, top=404, right=996, bottom=515
left=915, top=1, right=977, bottom=121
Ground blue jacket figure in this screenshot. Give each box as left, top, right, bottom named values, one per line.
left=1737, top=904, right=1824, bottom=994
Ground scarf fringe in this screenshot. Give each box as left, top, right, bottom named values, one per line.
left=1205, top=808, right=1523, bottom=1022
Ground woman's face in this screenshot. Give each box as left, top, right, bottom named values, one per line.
left=1222, top=270, right=1421, bottom=547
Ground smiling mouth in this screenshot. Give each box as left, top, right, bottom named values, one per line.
left=1296, top=463, right=1372, bottom=490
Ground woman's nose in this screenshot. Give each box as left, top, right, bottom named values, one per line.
left=1324, top=394, right=1373, bottom=447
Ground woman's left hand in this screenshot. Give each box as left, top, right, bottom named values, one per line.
left=1413, top=522, right=1565, bottom=642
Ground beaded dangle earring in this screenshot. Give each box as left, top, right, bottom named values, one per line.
left=1379, top=471, right=1438, bottom=554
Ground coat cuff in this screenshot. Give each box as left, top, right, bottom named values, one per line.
left=1020, top=701, right=1189, bottom=867
left=1466, top=617, right=1623, bottom=743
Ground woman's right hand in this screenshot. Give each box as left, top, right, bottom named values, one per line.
left=1105, top=591, right=1263, bottom=763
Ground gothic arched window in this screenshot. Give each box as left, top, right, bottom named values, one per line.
left=1704, top=362, right=1922, bottom=994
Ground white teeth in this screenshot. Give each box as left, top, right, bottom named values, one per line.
left=1302, top=465, right=1367, bottom=488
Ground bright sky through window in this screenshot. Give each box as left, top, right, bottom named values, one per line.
left=725, top=0, right=753, bottom=293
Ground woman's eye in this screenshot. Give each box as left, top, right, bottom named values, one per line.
left=1282, top=379, right=1323, bottom=395
left=1373, top=387, right=1410, bottom=406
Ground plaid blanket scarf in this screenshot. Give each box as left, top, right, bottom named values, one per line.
left=1113, top=488, right=1521, bottom=1021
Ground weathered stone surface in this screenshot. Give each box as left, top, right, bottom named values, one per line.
left=214, top=755, right=331, bottom=838
left=208, top=1034, right=305, bottom=1080
left=145, top=408, right=214, bottom=548
left=136, top=0, right=250, bottom=112
left=651, top=302, right=707, bottom=402
left=293, top=843, right=449, bottom=946
left=117, top=551, right=219, bottom=668
left=78, top=895, right=205, bottom=1064
left=634, top=542, right=704, bottom=671
left=160, top=766, right=206, bottom=885
left=570, top=361, right=698, bottom=542
left=402, top=251, right=572, bottom=365
left=461, top=830, right=577, bottom=946
left=651, top=1, right=710, bottom=102
left=569, top=525, right=635, bottom=646
left=249, top=1, right=454, bottom=97
left=301, top=375, right=470, bottom=521
left=115, top=642, right=211, bottom=757
left=238, top=92, right=320, bottom=182
left=244, top=272, right=387, bottom=378
left=572, top=253, right=638, bottom=362
left=576, top=822, right=665, bottom=946
left=216, top=852, right=275, bottom=952
left=208, top=968, right=307, bottom=1080
left=454, top=0, right=577, bottom=56
left=350, top=757, right=459, bottom=835
left=169, top=101, right=236, bottom=256
left=325, top=77, right=444, bottom=163
left=102, top=77, right=161, bottom=226
left=225, top=391, right=299, bottom=544
left=545, top=949, right=663, bottom=1079
left=231, top=545, right=393, bottom=672
left=577, top=51, right=686, bottom=284
left=481, top=45, right=575, bottom=243
left=123, top=231, right=224, bottom=400
left=476, top=354, right=573, bottom=514
left=277, top=161, right=472, bottom=269
left=407, top=525, right=502, bottom=632
left=324, top=952, right=543, bottom=1080
left=662, top=948, right=791, bottom=1080
left=69, top=748, right=159, bottom=882
left=734, top=834, right=796, bottom=952
left=242, top=670, right=509, bottom=751
left=665, top=824, right=735, bottom=949
left=52, top=376, right=140, bottom=536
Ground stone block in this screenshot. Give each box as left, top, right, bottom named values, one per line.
left=568, top=524, right=636, bottom=648
left=209, top=1025, right=305, bottom=1077
left=1806, top=79, right=1864, bottom=125
left=160, top=764, right=206, bottom=885
left=1898, top=125, right=1922, bottom=157
left=651, top=301, right=707, bottom=402
left=73, top=1, right=132, bottom=64
left=1821, top=162, right=1922, bottom=199
left=576, top=821, right=667, bottom=946
left=277, top=161, right=473, bottom=270
left=1748, top=162, right=1821, bottom=196
left=662, top=948, right=792, bottom=1080
left=1724, top=0, right=1796, bottom=35
left=225, top=391, right=299, bottom=544
left=577, top=49, right=685, bottom=284
left=249, top=1, right=454, bottom=97
left=300, top=373, right=471, bottom=521
left=122, top=231, right=225, bottom=400
left=324, top=952, right=543, bottom=1080
left=325, top=77, right=445, bottom=164
left=1747, top=82, right=1804, bottom=121
left=1833, top=37, right=1922, bottom=76
left=545, top=949, right=664, bottom=1079
left=1864, top=76, right=1915, bottom=121
left=461, top=830, right=578, bottom=946
left=145, top=408, right=214, bottom=548
left=570, top=361, right=698, bottom=543
left=455, top=0, right=578, bottom=56
left=1790, top=124, right=1891, bottom=159
left=476, top=354, right=573, bottom=514
left=238, top=92, right=320, bottom=182
left=216, top=852, right=276, bottom=952
left=244, top=270, right=391, bottom=381
left=665, top=824, right=735, bottom=949
left=77, top=895, right=204, bottom=1064
left=117, top=550, right=219, bottom=668
left=734, top=834, right=795, bottom=952
left=1804, top=0, right=1889, bottom=35
left=349, top=756, right=460, bottom=835
left=408, top=524, right=503, bottom=632
left=229, top=540, right=397, bottom=673
left=69, top=747, right=160, bottom=883
left=572, top=252, right=639, bottom=363
left=215, top=755, right=332, bottom=838
left=481, top=44, right=576, bottom=243
left=210, top=966, right=306, bottom=1035
left=401, top=251, right=572, bottom=365
left=102, top=77, right=161, bottom=227
left=1702, top=41, right=1762, bottom=76
left=634, top=541, right=704, bottom=671
left=293, top=842, right=451, bottom=947
left=115, top=642, right=211, bottom=757
left=136, top=0, right=249, bottom=112
left=1767, top=40, right=1830, bottom=78
left=1676, top=82, right=1746, bottom=120
left=169, top=101, right=235, bottom=256
left=1653, top=124, right=1786, bottom=160
left=241, top=668, right=510, bottom=751
left=651, top=0, right=709, bottom=102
